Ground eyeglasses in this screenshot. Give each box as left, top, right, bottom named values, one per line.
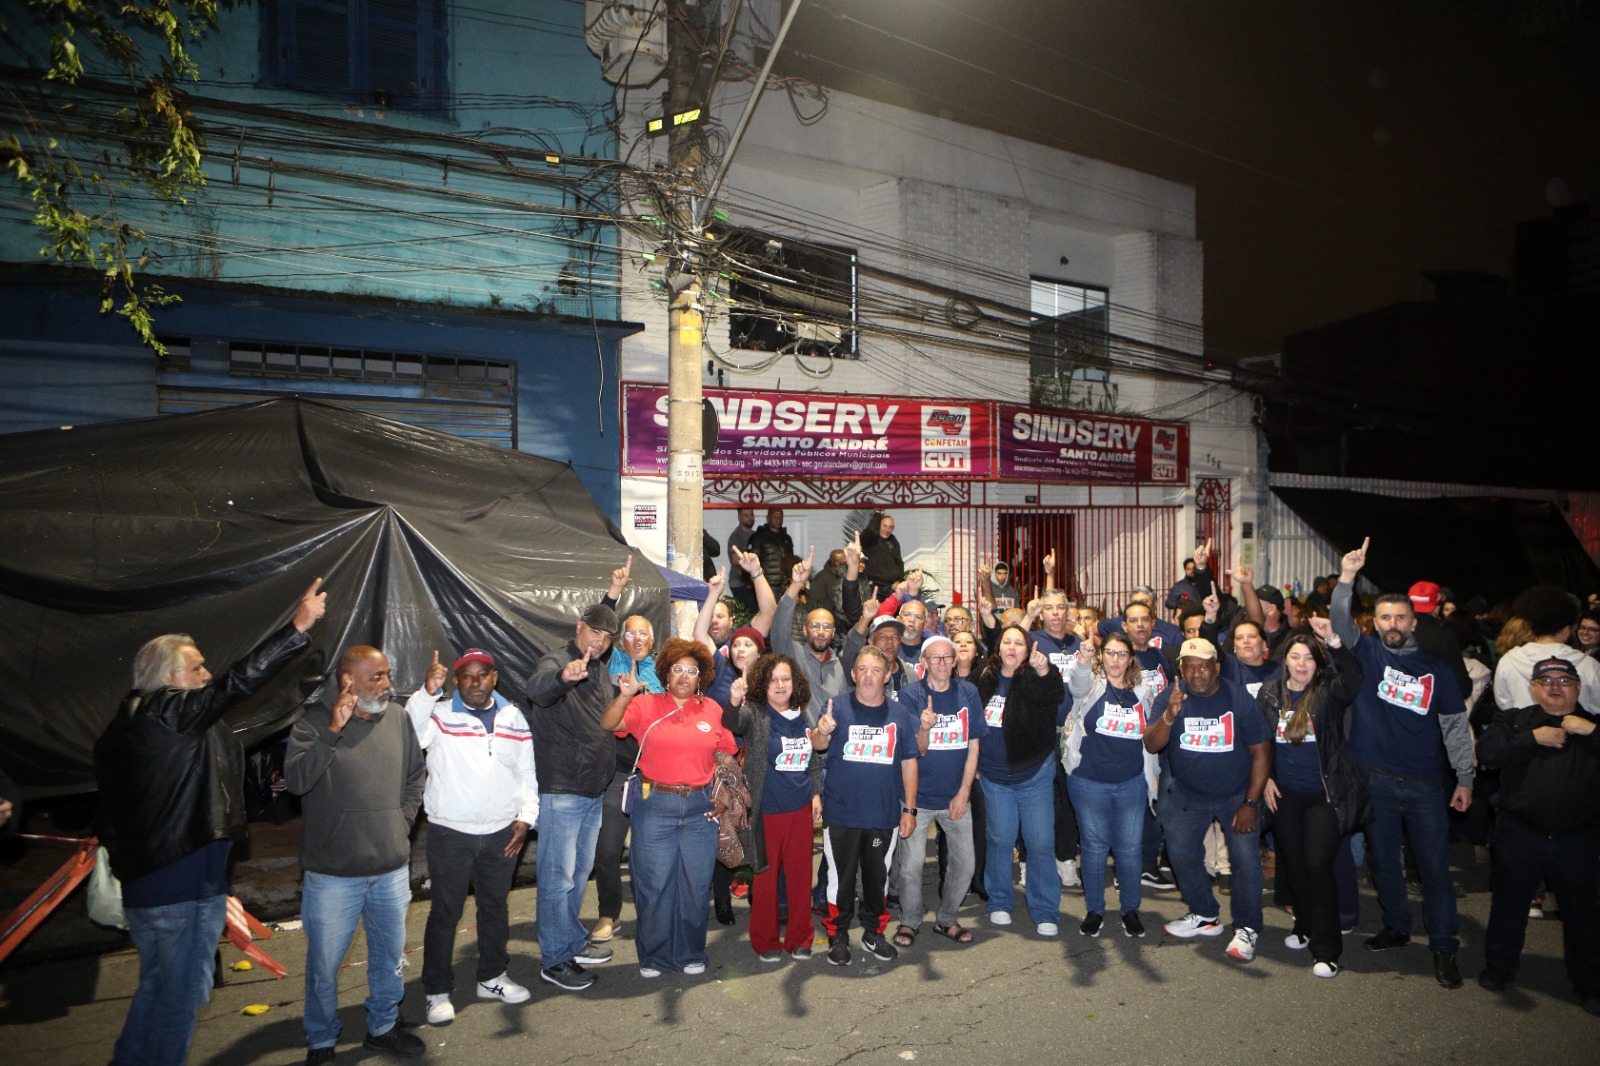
left=1579, top=626, right=1600, bottom=636
left=669, top=665, right=700, bottom=676
left=806, top=621, right=835, bottom=630
left=925, top=654, right=954, bottom=663
left=1533, top=677, right=1576, bottom=688
left=1102, top=650, right=1131, bottom=659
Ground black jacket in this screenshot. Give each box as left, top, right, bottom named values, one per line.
left=859, top=512, right=904, bottom=591
left=526, top=640, right=618, bottom=796
left=94, top=624, right=310, bottom=883
left=1478, top=704, right=1600, bottom=836
left=747, top=524, right=794, bottom=590
left=976, top=661, right=1065, bottom=776
left=1255, top=643, right=1370, bottom=835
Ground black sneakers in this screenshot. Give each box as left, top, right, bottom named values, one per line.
left=827, top=936, right=851, bottom=966
left=1365, top=926, right=1411, bottom=952
left=1121, top=910, right=1145, bottom=938
left=862, top=932, right=899, bottom=961
left=1433, top=951, right=1463, bottom=989
left=363, top=1025, right=426, bottom=1058
left=1078, top=912, right=1104, bottom=937
left=540, top=960, right=595, bottom=991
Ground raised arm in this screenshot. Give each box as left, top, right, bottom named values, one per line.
left=1330, top=536, right=1369, bottom=648
left=733, top=546, right=778, bottom=636
left=1233, top=563, right=1264, bottom=628
left=693, top=567, right=729, bottom=654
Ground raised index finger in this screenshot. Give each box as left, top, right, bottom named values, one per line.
left=1360, top=536, right=1370, bottom=555
left=304, top=576, right=324, bottom=597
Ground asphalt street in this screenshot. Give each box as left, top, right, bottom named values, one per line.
left=3, top=844, right=1595, bottom=1066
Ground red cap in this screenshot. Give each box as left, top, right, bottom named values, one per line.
left=1408, top=581, right=1442, bottom=613
left=453, top=648, right=496, bottom=672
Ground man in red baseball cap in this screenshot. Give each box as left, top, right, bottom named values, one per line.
left=406, top=646, right=540, bottom=1025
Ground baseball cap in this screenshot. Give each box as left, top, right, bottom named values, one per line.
left=1408, top=581, right=1442, bottom=613
left=870, top=616, right=906, bottom=637
left=1178, top=637, right=1218, bottom=661
left=580, top=603, right=619, bottom=634
left=1530, top=657, right=1580, bottom=682
left=1255, top=584, right=1285, bottom=609
left=453, top=648, right=496, bottom=671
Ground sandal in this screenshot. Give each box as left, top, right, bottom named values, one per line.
left=934, top=923, right=974, bottom=944
left=893, top=924, right=918, bottom=948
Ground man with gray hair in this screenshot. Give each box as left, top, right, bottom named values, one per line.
left=96, top=578, right=327, bottom=1066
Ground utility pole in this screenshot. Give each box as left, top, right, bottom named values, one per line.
left=663, top=3, right=709, bottom=579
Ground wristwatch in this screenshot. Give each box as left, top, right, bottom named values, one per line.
left=902, top=806, right=918, bottom=815
left=1243, top=798, right=1264, bottom=810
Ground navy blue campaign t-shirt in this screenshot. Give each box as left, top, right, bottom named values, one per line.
left=896, top=678, right=987, bottom=810
left=1161, top=676, right=1271, bottom=797
left=977, top=673, right=1014, bottom=783
left=1271, top=688, right=1322, bottom=793
left=762, top=707, right=815, bottom=815
left=1346, top=639, right=1465, bottom=778
left=1034, top=629, right=1081, bottom=719
left=1076, top=683, right=1150, bottom=785
left=1220, top=655, right=1284, bottom=702
left=705, top=648, right=740, bottom=711
left=1099, top=616, right=1183, bottom=653
left=1134, top=647, right=1172, bottom=704
left=821, top=692, right=920, bottom=830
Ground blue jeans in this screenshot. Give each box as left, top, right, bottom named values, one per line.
left=535, top=792, right=604, bottom=966
left=1161, top=782, right=1263, bottom=932
left=1068, top=773, right=1146, bottom=918
left=629, top=786, right=718, bottom=972
left=981, top=757, right=1060, bottom=925
left=1362, top=770, right=1459, bottom=953
left=111, top=894, right=228, bottom=1066
left=302, top=866, right=411, bottom=1049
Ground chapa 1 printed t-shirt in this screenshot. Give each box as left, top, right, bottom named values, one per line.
left=1347, top=640, right=1464, bottom=777
left=762, top=707, right=815, bottom=815
left=896, top=679, right=987, bottom=809
left=1076, top=683, right=1149, bottom=784
left=1162, top=678, right=1270, bottom=797
left=1271, top=687, right=1322, bottom=793
left=821, top=692, right=920, bottom=829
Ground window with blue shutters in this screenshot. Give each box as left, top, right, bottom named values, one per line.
left=261, top=0, right=450, bottom=119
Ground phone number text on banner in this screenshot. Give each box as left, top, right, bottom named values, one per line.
left=623, top=384, right=993, bottom=479
left=997, top=404, right=1188, bottom=484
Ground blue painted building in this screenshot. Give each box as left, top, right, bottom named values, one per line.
left=0, top=1, right=639, bottom=515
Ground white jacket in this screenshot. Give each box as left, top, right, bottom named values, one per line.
left=1492, top=641, right=1600, bottom=715
left=406, top=687, right=539, bottom=835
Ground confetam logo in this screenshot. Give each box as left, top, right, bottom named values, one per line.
left=1377, top=665, right=1434, bottom=715
left=842, top=722, right=899, bottom=764
left=925, top=410, right=968, bottom=431
left=1178, top=712, right=1235, bottom=753
left=927, top=708, right=971, bottom=750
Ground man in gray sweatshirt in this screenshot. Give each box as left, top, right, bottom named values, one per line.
left=288, top=646, right=426, bottom=1064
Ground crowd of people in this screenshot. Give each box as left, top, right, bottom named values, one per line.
left=84, top=510, right=1600, bottom=1064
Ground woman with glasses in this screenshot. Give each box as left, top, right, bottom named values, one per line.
left=588, top=616, right=662, bottom=945
left=1063, top=631, right=1158, bottom=937
left=600, top=638, right=738, bottom=978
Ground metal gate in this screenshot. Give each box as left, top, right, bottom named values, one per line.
left=948, top=503, right=1181, bottom=615
left=1194, top=477, right=1233, bottom=593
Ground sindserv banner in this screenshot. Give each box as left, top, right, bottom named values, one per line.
left=623, top=384, right=993, bottom=479
left=997, top=404, right=1188, bottom=484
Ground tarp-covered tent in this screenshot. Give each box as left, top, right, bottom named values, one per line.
left=0, top=397, right=664, bottom=793
left=1272, top=488, right=1600, bottom=605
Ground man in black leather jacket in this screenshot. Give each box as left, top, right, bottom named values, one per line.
left=95, top=578, right=326, bottom=1066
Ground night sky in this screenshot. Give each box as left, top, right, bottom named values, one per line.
left=781, top=0, right=1600, bottom=362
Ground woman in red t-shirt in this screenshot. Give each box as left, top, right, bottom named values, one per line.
left=601, top=637, right=737, bottom=978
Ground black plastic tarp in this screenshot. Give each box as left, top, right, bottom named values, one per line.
left=1271, top=487, right=1600, bottom=605
left=0, top=397, right=664, bottom=793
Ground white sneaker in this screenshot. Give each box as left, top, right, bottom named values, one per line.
left=425, top=993, right=455, bottom=1025
left=1284, top=933, right=1310, bottom=951
left=1164, top=912, right=1224, bottom=938
left=639, top=965, right=662, bottom=978
left=1057, top=859, right=1080, bottom=888
left=989, top=910, right=1013, bottom=926
left=683, top=961, right=706, bottom=975
left=1036, top=922, right=1059, bottom=937
left=1313, top=960, right=1340, bottom=979
left=476, top=972, right=531, bottom=1004
left=1226, top=927, right=1258, bottom=962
